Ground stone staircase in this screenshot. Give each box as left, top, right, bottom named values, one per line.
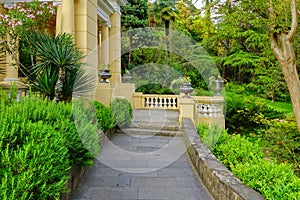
left=119, top=109, right=182, bottom=136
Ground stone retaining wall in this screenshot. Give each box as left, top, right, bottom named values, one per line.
left=182, top=118, right=265, bottom=200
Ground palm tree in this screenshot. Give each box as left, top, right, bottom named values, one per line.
left=0, top=46, right=6, bottom=76
left=152, top=0, right=178, bottom=64
left=22, top=33, right=93, bottom=102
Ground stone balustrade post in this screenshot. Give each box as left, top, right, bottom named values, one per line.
left=133, top=92, right=143, bottom=109
left=179, top=96, right=195, bottom=124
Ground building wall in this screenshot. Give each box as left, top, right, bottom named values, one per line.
left=0, top=4, right=7, bottom=82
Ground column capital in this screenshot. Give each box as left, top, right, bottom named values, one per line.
left=99, top=21, right=111, bottom=28
left=53, top=0, right=62, bottom=6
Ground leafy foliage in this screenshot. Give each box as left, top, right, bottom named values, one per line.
left=225, top=92, right=285, bottom=134
left=93, top=101, right=115, bottom=131
left=20, top=33, right=93, bottom=102
left=261, top=118, right=300, bottom=175
left=136, top=83, right=174, bottom=94
left=110, top=98, right=133, bottom=127
left=121, top=0, right=148, bottom=30
left=197, top=124, right=228, bottom=150
left=234, top=161, right=300, bottom=200
left=0, top=94, right=100, bottom=199
left=198, top=126, right=300, bottom=199
left=0, top=0, right=57, bottom=55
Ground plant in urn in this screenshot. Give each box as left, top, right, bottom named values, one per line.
left=179, top=74, right=193, bottom=98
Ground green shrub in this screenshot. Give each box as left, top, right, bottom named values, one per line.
left=93, top=101, right=115, bottom=131
left=136, top=83, right=174, bottom=94
left=199, top=126, right=300, bottom=200
left=110, top=98, right=133, bottom=127
left=0, top=122, right=70, bottom=200
left=213, top=134, right=265, bottom=170
left=0, top=96, right=100, bottom=199
left=197, top=124, right=228, bottom=150
left=225, top=82, right=248, bottom=94
left=262, top=118, right=300, bottom=175
left=234, top=161, right=300, bottom=200
left=225, top=92, right=285, bottom=134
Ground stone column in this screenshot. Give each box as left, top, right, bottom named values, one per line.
left=61, top=0, right=74, bottom=35
left=179, top=97, right=195, bottom=124
left=109, top=12, right=121, bottom=84
left=55, top=4, right=62, bottom=35
left=5, top=54, right=18, bottom=80
left=101, top=23, right=110, bottom=67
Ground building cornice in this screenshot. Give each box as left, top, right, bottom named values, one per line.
left=116, top=0, right=127, bottom=6
left=3, top=0, right=60, bottom=8
left=98, top=0, right=114, bottom=14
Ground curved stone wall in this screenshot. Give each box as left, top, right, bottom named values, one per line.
left=182, top=118, right=265, bottom=200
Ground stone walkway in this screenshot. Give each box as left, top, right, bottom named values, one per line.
left=73, top=110, right=213, bottom=200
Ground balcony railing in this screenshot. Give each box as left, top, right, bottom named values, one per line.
left=195, top=96, right=224, bottom=117
left=133, top=93, right=179, bottom=110
left=132, top=92, right=225, bottom=129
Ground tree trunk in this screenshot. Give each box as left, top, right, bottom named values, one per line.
left=281, top=60, right=300, bottom=129
left=271, top=34, right=300, bottom=130
left=165, top=20, right=170, bottom=65
left=128, top=32, right=133, bottom=66
left=269, top=0, right=300, bottom=130
left=54, top=67, right=65, bottom=103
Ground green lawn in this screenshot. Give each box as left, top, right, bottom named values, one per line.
left=264, top=99, right=294, bottom=116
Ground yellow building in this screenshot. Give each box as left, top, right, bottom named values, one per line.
left=0, top=0, right=135, bottom=105
left=0, top=0, right=225, bottom=129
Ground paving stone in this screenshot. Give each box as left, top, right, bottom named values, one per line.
left=74, top=187, right=139, bottom=200
left=158, top=168, right=195, bottom=177
left=137, top=187, right=168, bottom=199
left=72, top=110, right=213, bottom=200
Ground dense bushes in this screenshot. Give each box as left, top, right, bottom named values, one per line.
left=225, top=90, right=299, bottom=175
left=93, top=101, right=115, bottom=131
left=225, top=92, right=285, bottom=134
left=260, top=118, right=300, bottom=175
left=198, top=125, right=300, bottom=200
left=111, top=98, right=133, bottom=127
left=234, top=161, right=300, bottom=200
left=136, top=83, right=174, bottom=94
left=0, top=96, right=100, bottom=199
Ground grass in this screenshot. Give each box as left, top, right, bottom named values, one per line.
left=225, top=91, right=294, bottom=117
left=264, top=99, right=294, bottom=116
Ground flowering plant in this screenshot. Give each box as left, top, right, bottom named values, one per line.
left=183, top=73, right=191, bottom=83
left=0, top=1, right=57, bottom=58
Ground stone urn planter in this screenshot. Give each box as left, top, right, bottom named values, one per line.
left=215, top=79, right=224, bottom=96
left=180, top=82, right=193, bottom=98
left=98, top=70, right=111, bottom=83
left=122, top=73, right=132, bottom=83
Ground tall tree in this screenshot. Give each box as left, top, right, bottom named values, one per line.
left=152, top=0, right=178, bottom=64
left=268, top=0, right=300, bottom=130
left=175, top=0, right=204, bottom=42
left=121, top=0, right=148, bottom=68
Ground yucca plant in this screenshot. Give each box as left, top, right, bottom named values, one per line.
left=20, top=32, right=96, bottom=102
left=28, top=33, right=84, bottom=102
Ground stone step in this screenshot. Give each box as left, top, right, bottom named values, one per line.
left=117, top=127, right=183, bottom=137
left=129, top=122, right=181, bottom=131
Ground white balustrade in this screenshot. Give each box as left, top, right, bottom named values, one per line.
left=144, top=95, right=178, bottom=109
left=197, top=103, right=222, bottom=117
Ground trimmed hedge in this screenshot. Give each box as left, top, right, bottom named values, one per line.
left=0, top=96, right=100, bottom=199
left=93, top=101, right=115, bottom=131
left=197, top=125, right=300, bottom=200
left=110, top=98, right=133, bottom=127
